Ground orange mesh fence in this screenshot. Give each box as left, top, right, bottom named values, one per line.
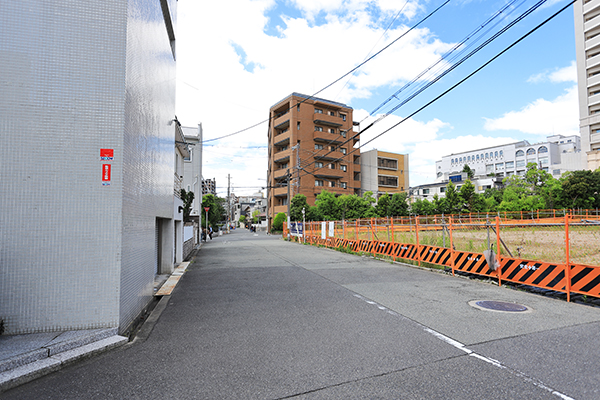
left=290, top=212, right=600, bottom=301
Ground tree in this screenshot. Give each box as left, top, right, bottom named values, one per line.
left=290, top=194, right=309, bottom=221
left=180, top=189, right=194, bottom=222
left=337, top=193, right=373, bottom=220
left=524, top=162, right=551, bottom=195
left=252, top=210, right=260, bottom=224
left=201, top=194, right=226, bottom=229
left=561, top=169, right=600, bottom=209
left=458, top=179, right=484, bottom=213
left=462, top=164, right=475, bottom=179
left=239, top=215, right=246, bottom=224
left=444, top=182, right=461, bottom=214
left=375, top=193, right=391, bottom=217
left=410, top=198, right=435, bottom=215
left=315, top=190, right=340, bottom=220
left=388, top=192, right=409, bottom=216
left=272, top=212, right=286, bottom=232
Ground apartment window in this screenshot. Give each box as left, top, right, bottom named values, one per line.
left=297, top=122, right=300, bottom=130
left=341, top=165, right=347, bottom=172
left=315, top=162, right=324, bottom=168
left=378, top=158, right=398, bottom=169
left=378, top=175, right=398, bottom=187
left=485, top=153, right=489, bottom=159
left=496, top=163, right=504, bottom=170
left=423, top=189, right=430, bottom=194
left=341, top=131, right=346, bottom=138
left=341, top=182, right=347, bottom=189
left=486, top=164, right=494, bottom=174
left=329, top=181, right=335, bottom=187
left=297, top=104, right=300, bottom=111
left=553, top=169, right=561, bottom=175
left=315, top=108, right=323, bottom=114
left=539, top=157, right=548, bottom=165
left=315, top=126, right=323, bottom=132
left=315, top=144, right=324, bottom=150
left=440, top=187, right=446, bottom=193
left=329, top=128, right=335, bottom=133
left=526, top=148, right=536, bottom=156
left=340, top=114, right=346, bottom=121
left=329, top=163, right=335, bottom=169
left=494, top=151, right=498, bottom=157
left=516, top=159, right=526, bottom=167
left=516, top=150, right=525, bottom=157
left=499, top=150, right=503, bottom=157
left=329, top=111, right=335, bottom=116
left=279, top=163, right=288, bottom=169
left=341, top=148, right=347, bottom=155
left=330, top=146, right=336, bottom=151
left=476, top=154, right=480, bottom=161
left=315, top=180, right=324, bottom=186
left=505, top=161, right=514, bottom=169
left=538, top=146, right=548, bottom=153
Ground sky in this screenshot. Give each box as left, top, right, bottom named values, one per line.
left=175, top=0, right=578, bottom=197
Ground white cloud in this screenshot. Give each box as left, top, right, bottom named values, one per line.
left=354, top=110, right=517, bottom=186
left=483, top=86, right=578, bottom=136
left=527, top=61, right=576, bottom=84
left=176, top=0, right=454, bottom=195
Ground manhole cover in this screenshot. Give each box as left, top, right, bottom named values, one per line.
left=469, top=300, right=530, bottom=313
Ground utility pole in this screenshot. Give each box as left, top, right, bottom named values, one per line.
left=286, top=168, right=291, bottom=238
left=227, top=174, right=231, bottom=233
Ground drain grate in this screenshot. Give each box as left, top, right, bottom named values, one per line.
left=474, top=300, right=528, bottom=312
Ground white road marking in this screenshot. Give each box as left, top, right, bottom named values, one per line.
left=352, top=293, right=576, bottom=400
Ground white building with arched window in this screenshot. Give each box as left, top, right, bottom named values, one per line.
left=410, top=135, right=583, bottom=201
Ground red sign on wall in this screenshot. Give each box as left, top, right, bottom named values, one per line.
left=102, top=164, right=111, bottom=186
left=100, top=149, right=114, bottom=160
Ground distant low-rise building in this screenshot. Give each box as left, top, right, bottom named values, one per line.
left=361, top=149, right=409, bottom=197
left=411, top=135, right=582, bottom=201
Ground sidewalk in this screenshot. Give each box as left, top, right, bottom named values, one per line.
left=0, top=256, right=194, bottom=393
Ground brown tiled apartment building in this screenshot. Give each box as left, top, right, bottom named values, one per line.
left=267, top=93, right=360, bottom=227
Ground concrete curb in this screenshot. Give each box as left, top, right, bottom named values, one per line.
left=0, top=335, right=127, bottom=393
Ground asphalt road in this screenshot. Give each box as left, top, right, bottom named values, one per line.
left=4, top=229, right=600, bottom=399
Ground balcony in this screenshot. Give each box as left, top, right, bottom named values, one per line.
left=274, top=130, right=290, bottom=146
left=313, top=112, right=344, bottom=127
left=273, top=186, right=288, bottom=197
left=273, top=168, right=288, bottom=179
left=274, top=113, right=290, bottom=130
left=587, top=52, right=600, bottom=70
left=273, top=205, right=287, bottom=215
left=274, top=148, right=291, bottom=163
left=313, top=131, right=344, bottom=145
left=313, top=166, right=344, bottom=179
left=174, top=173, right=182, bottom=198
left=314, top=149, right=343, bottom=162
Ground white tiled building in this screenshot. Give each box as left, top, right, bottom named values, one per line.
left=411, top=135, right=582, bottom=201
left=574, top=0, right=600, bottom=170
left=0, top=0, right=179, bottom=335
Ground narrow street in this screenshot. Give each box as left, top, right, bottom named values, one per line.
left=4, top=229, right=600, bottom=399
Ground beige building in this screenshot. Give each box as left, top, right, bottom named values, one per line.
left=574, top=0, right=600, bottom=170
left=267, top=93, right=360, bottom=227
left=360, top=149, right=409, bottom=197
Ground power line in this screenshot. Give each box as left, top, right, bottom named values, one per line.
left=294, top=0, right=558, bottom=179
left=201, top=1, right=450, bottom=144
